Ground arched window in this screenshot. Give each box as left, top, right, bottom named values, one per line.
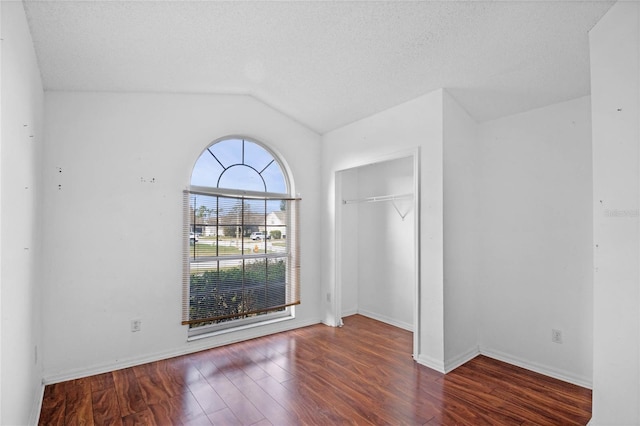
left=183, top=138, right=300, bottom=336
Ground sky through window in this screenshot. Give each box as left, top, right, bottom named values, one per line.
left=191, top=138, right=287, bottom=194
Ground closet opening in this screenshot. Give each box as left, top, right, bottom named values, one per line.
left=334, top=150, right=420, bottom=358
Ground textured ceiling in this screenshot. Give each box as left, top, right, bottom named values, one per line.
left=23, top=0, right=614, bottom=134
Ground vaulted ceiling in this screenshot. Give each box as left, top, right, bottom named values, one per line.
left=23, top=0, right=614, bottom=134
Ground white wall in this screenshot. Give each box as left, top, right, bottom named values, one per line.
left=41, top=92, right=322, bottom=381
left=442, top=92, right=480, bottom=370
left=589, top=1, right=640, bottom=423
left=337, top=168, right=359, bottom=316
left=322, top=90, right=445, bottom=369
left=1, top=2, right=45, bottom=424
left=476, top=96, right=593, bottom=387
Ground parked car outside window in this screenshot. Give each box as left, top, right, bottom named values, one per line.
left=250, top=231, right=270, bottom=240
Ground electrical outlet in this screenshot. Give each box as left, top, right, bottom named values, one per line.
left=131, top=318, right=142, bottom=332
left=552, top=329, right=562, bottom=344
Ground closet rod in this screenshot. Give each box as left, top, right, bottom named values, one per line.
left=342, top=192, right=413, bottom=205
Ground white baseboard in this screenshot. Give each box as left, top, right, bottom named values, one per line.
left=415, top=353, right=446, bottom=373
left=414, top=345, right=591, bottom=390
left=479, top=346, right=593, bottom=389
left=341, top=308, right=358, bottom=317
left=356, top=309, right=413, bottom=332
left=43, top=317, right=321, bottom=385
left=29, top=382, right=45, bottom=426
left=444, top=346, right=480, bottom=373
left=415, top=347, right=479, bottom=375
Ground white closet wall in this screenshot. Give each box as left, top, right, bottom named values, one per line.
left=338, top=168, right=360, bottom=316
left=339, top=156, right=415, bottom=330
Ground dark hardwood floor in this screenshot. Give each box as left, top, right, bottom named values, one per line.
left=39, top=315, right=592, bottom=425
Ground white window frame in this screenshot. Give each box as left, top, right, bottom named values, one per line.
left=184, top=138, right=298, bottom=339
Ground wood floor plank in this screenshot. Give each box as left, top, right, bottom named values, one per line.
left=181, top=413, right=214, bottom=426
left=281, top=376, right=375, bottom=425
left=253, top=375, right=297, bottom=413
left=39, top=382, right=66, bottom=426
left=303, top=351, right=433, bottom=425
left=260, top=345, right=322, bottom=377
left=188, top=377, right=228, bottom=415
left=490, top=386, right=590, bottom=425
left=112, top=368, right=147, bottom=417
left=222, top=344, right=294, bottom=384
left=473, top=354, right=591, bottom=398
left=89, top=373, right=116, bottom=394
left=223, top=345, right=271, bottom=382
left=38, top=315, right=592, bottom=426
left=121, top=409, right=156, bottom=426
left=137, top=372, right=175, bottom=405
left=453, top=356, right=592, bottom=424
left=64, top=377, right=94, bottom=426
left=226, top=369, right=299, bottom=425
left=205, top=371, right=265, bottom=425
left=266, top=374, right=327, bottom=424
left=207, top=407, right=242, bottom=426
left=91, top=388, right=123, bottom=426
left=147, top=392, right=207, bottom=425
left=424, top=381, right=524, bottom=425
left=167, top=357, right=205, bottom=389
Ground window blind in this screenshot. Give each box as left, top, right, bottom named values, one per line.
left=182, top=190, right=300, bottom=327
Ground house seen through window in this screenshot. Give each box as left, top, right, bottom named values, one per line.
left=183, top=138, right=300, bottom=336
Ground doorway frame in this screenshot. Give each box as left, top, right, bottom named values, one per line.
left=333, top=147, right=421, bottom=359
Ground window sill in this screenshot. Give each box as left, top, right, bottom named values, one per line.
left=187, top=314, right=295, bottom=342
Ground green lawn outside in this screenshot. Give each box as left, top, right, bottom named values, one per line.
left=189, top=237, right=287, bottom=257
